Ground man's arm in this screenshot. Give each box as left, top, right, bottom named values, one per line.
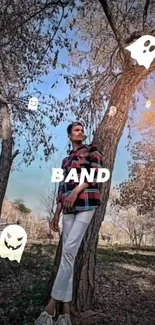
left=72, top=182, right=89, bottom=195
left=54, top=202, right=62, bottom=218
left=63, top=182, right=89, bottom=209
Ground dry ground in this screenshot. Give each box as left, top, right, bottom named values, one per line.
left=0, top=244, right=155, bottom=325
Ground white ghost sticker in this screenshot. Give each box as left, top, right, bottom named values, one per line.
left=108, top=106, right=117, bottom=117
left=28, top=97, right=38, bottom=110
left=0, top=225, right=27, bottom=263
left=145, top=100, right=151, bottom=108
left=125, top=35, right=155, bottom=69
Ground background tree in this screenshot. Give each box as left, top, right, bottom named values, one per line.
left=13, top=199, right=31, bottom=215
left=13, top=198, right=32, bottom=232
left=39, top=183, right=59, bottom=243
left=115, top=106, right=155, bottom=217
left=0, top=0, right=72, bottom=215
left=111, top=207, right=155, bottom=247
left=111, top=105, right=155, bottom=246
left=39, top=153, right=63, bottom=243
left=1, top=196, right=53, bottom=240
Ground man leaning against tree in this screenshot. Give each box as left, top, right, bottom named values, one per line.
left=35, top=121, right=105, bottom=325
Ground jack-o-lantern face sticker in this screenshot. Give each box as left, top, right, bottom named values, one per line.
left=0, top=225, right=27, bottom=263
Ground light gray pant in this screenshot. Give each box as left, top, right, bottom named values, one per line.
left=51, top=209, right=95, bottom=302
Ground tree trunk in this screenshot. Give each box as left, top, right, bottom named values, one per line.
left=0, top=97, right=13, bottom=216
left=46, top=60, right=155, bottom=324
left=49, top=222, right=52, bottom=244
left=130, top=235, right=134, bottom=246
left=44, top=234, right=63, bottom=317
left=71, top=62, right=155, bottom=317
left=138, top=233, right=144, bottom=248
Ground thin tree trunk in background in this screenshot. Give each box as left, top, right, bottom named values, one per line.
left=49, top=222, right=52, bottom=244
left=46, top=61, right=155, bottom=324
left=138, top=233, right=144, bottom=248
left=0, top=97, right=13, bottom=216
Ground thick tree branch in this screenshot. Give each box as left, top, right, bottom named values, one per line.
left=143, top=0, right=151, bottom=29
left=125, top=28, right=155, bottom=45
left=98, top=0, right=125, bottom=50
left=0, top=94, right=8, bottom=105
left=98, top=0, right=152, bottom=47
left=0, top=95, right=8, bottom=139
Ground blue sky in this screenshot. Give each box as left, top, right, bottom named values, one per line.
left=6, top=72, right=154, bottom=217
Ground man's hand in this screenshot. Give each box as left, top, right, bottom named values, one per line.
left=63, top=190, right=78, bottom=209
left=50, top=202, right=62, bottom=232
left=50, top=214, right=60, bottom=232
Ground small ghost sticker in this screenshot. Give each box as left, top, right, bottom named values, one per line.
left=125, top=35, right=155, bottom=69
left=108, top=106, right=117, bottom=117
left=145, top=100, right=151, bottom=108
left=0, top=225, right=27, bottom=263
left=28, top=97, right=38, bottom=110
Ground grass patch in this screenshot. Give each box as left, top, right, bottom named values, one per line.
left=8, top=281, right=47, bottom=324
left=1, top=245, right=155, bottom=325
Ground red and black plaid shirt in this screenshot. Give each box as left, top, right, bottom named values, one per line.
left=56, top=143, right=104, bottom=214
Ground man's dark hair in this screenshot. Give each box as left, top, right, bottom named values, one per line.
left=67, top=122, right=84, bottom=135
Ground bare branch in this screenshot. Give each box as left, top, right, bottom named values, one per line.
left=39, top=5, right=65, bottom=63
left=143, top=0, right=151, bottom=30
left=0, top=0, right=70, bottom=48
left=98, top=0, right=125, bottom=50
left=0, top=95, right=8, bottom=105
left=11, top=150, right=20, bottom=162
left=125, top=28, right=155, bottom=46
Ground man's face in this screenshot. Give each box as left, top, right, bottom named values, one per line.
left=70, top=125, right=84, bottom=142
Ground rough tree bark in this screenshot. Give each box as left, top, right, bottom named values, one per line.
left=70, top=60, right=155, bottom=325
left=45, top=59, right=155, bottom=324
left=0, top=95, right=19, bottom=216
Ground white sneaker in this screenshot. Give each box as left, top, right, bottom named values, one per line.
left=34, top=311, right=55, bottom=325
left=55, top=314, right=72, bottom=325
